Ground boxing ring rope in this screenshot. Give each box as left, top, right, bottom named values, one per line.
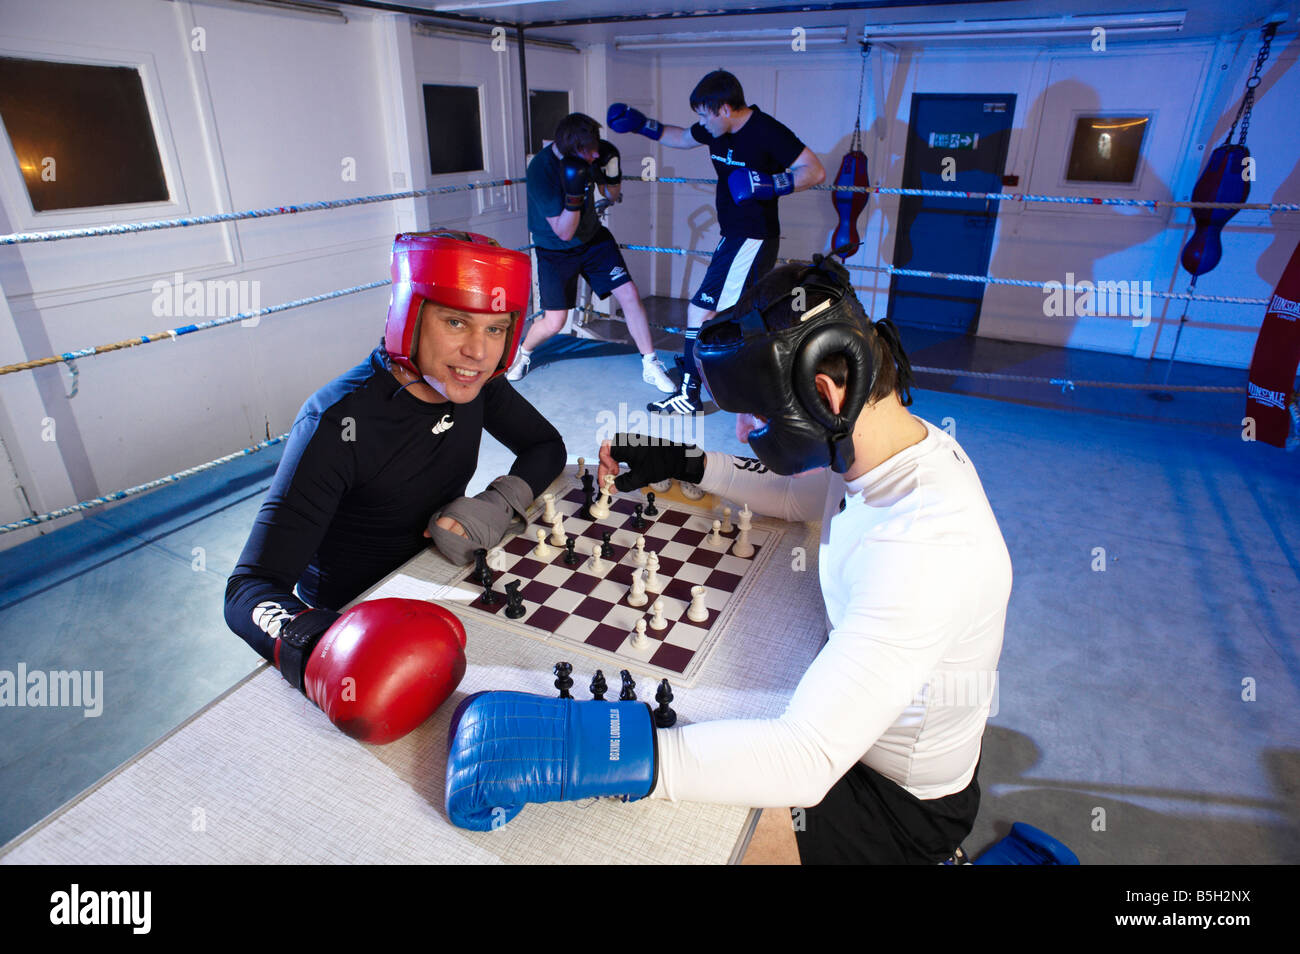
left=4, top=173, right=1280, bottom=532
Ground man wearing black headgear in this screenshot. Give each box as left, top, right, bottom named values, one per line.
left=441, top=256, right=1011, bottom=865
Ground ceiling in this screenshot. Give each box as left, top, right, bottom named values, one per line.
left=324, top=0, right=1295, bottom=43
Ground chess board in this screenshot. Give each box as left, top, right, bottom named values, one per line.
left=450, top=470, right=781, bottom=687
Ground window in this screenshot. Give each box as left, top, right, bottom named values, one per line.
left=0, top=56, right=169, bottom=212
left=1065, top=115, right=1149, bottom=184
left=422, top=83, right=484, bottom=175
left=528, top=89, right=570, bottom=154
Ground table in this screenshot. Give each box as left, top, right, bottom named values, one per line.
left=1, top=478, right=827, bottom=864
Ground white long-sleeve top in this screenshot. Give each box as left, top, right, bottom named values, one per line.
left=652, top=418, right=1012, bottom=806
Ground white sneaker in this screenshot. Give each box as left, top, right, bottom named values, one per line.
left=506, top=350, right=531, bottom=382
left=641, top=353, right=676, bottom=393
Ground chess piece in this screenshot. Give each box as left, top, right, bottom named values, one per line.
left=644, top=492, right=658, bottom=516
left=707, top=519, right=724, bottom=547
left=587, top=541, right=605, bottom=574
left=549, top=514, right=565, bottom=546
left=632, top=503, right=646, bottom=531
left=589, top=480, right=610, bottom=519
left=649, top=599, right=667, bottom=631
left=474, top=548, right=489, bottom=583
left=633, top=535, right=648, bottom=566
left=627, top=569, right=648, bottom=607
left=631, top=618, right=648, bottom=650
left=619, top=669, right=636, bottom=701
left=479, top=568, right=499, bottom=605
left=504, top=580, right=526, bottom=619
left=553, top=661, right=573, bottom=699
left=687, top=585, right=708, bottom=622
left=654, top=679, right=677, bottom=728
left=738, top=503, right=752, bottom=530
left=577, top=456, right=586, bottom=477
left=601, top=530, right=613, bottom=558
left=579, top=482, right=595, bottom=520
left=542, top=492, right=556, bottom=523
left=721, top=506, right=733, bottom=534
left=644, top=552, right=661, bottom=592
left=532, top=528, right=554, bottom=559
left=731, top=525, right=755, bottom=558
left=563, top=536, right=580, bottom=566
left=590, top=670, right=607, bottom=701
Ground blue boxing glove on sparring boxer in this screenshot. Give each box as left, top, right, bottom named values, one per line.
left=445, top=691, right=657, bottom=831
left=728, top=168, right=795, bottom=204
left=606, top=103, right=664, bottom=141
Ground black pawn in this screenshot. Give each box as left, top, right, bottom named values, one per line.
left=619, top=669, right=636, bottom=701
left=590, top=670, right=607, bottom=701
left=554, top=662, right=574, bottom=699
left=631, top=503, right=646, bottom=531
left=601, top=530, right=613, bottom=558
left=479, top=567, right=499, bottom=605
left=654, top=679, right=677, bottom=728
left=644, top=492, right=658, bottom=516
left=563, top=536, right=580, bottom=566
left=504, top=580, right=525, bottom=619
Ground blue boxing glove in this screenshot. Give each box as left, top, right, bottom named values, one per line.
left=607, top=103, right=664, bottom=141
left=445, top=691, right=657, bottom=831
left=728, top=168, right=795, bottom=204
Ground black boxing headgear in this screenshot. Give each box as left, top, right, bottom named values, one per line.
left=696, top=255, right=878, bottom=476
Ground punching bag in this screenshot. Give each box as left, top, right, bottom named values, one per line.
left=1180, top=144, right=1250, bottom=277
left=831, top=150, right=871, bottom=258
left=1246, top=239, right=1300, bottom=448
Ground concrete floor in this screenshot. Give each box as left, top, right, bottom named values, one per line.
left=2, top=314, right=1297, bottom=862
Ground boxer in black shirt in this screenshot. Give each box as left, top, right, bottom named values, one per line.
left=608, top=70, right=825, bottom=415
left=225, top=230, right=565, bottom=661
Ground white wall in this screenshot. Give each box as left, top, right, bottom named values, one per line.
left=635, top=31, right=1299, bottom=365
left=0, top=0, right=540, bottom=548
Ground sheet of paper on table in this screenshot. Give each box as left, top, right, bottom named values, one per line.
left=366, top=573, right=481, bottom=603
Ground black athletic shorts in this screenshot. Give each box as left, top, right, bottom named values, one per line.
left=535, top=226, right=633, bottom=310
left=793, top=758, right=981, bottom=865
left=690, top=235, right=780, bottom=312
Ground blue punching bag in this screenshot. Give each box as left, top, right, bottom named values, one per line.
left=972, top=822, right=1080, bottom=865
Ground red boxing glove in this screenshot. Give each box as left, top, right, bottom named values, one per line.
left=280, top=599, right=467, bottom=745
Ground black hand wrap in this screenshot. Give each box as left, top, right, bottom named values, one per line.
left=607, top=433, right=706, bottom=493
left=276, top=608, right=341, bottom=694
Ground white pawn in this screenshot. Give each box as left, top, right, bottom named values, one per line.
left=549, top=514, right=565, bottom=546
left=627, top=569, right=648, bottom=607
left=634, top=535, right=648, bottom=566
left=577, top=456, right=586, bottom=477
left=721, top=506, right=733, bottom=534
left=707, top=519, right=724, bottom=547
left=532, top=528, right=554, bottom=559
left=631, top=618, right=648, bottom=649
left=650, top=599, right=667, bottom=631
left=645, top=552, right=662, bottom=592
left=542, top=492, right=556, bottom=523
left=587, top=541, right=605, bottom=573
left=687, top=585, right=709, bottom=623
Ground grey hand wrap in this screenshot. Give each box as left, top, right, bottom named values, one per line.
left=429, top=475, right=535, bottom=566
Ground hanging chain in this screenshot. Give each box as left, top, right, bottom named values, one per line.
left=1226, top=21, right=1277, bottom=146
left=851, top=42, right=870, bottom=152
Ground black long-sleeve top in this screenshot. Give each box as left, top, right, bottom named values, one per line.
left=224, top=346, right=566, bottom=661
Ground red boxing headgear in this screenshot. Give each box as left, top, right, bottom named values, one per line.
left=384, top=229, right=531, bottom=380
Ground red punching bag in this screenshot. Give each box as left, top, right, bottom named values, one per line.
left=1246, top=240, right=1300, bottom=448
left=832, top=150, right=870, bottom=257
left=1180, top=144, right=1250, bottom=277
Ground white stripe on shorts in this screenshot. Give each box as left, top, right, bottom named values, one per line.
left=717, top=238, right=764, bottom=312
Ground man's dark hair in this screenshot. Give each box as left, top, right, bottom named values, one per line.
left=553, top=113, right=601, bottom=157
left=689, top=70, right=745, bottom=114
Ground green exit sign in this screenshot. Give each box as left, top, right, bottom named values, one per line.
left=928, top=132, right=980, bottom=149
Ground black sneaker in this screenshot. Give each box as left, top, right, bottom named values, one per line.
left=648, top=372, right=701, bottom=415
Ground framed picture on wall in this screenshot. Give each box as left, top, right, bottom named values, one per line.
left=1064, top=114, right=1151, bottom=184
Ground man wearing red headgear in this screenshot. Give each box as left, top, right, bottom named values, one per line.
left=225, top=230, right=565, bottom=742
